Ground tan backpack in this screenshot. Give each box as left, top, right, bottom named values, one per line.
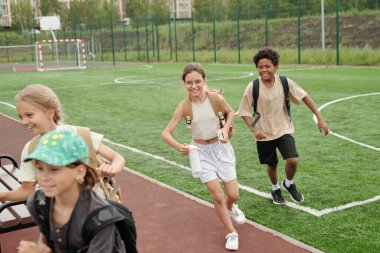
left=28, top=126, right=122, bottom=203
left=180, top=90, right=234, bottom=138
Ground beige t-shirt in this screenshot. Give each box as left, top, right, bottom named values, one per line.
left=236, top=75, right=307, bottom=141
left=19, top=124, right=103, bottom=182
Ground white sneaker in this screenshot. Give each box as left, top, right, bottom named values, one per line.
left=229, top=204, right=245, bottom=225
left=225, top=232, right=239, bottom=251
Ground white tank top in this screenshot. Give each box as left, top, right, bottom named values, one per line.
left=190, top=97, right=220, bottom=140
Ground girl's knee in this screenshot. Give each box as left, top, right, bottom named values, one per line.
left=210, top=191, right=225, bottom=205
left=227, top=191, right=239, bottom=203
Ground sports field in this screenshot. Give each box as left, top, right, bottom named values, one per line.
left=0, top=63, right=379, bottom=253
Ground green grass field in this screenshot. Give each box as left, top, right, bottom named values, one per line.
left=1, top=63, right=379, bottom=253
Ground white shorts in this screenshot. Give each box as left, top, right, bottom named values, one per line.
left=191, top=140, right=236, bottom=183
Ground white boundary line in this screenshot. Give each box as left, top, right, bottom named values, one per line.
left=125, top=167, right=324, bottom=253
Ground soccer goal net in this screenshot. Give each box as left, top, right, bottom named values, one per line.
left=0, top=44, right=36, bottom=73
left=35, top=38, right=86, bottom=72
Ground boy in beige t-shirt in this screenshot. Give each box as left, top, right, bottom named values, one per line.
left=236, top=48, right=329, bottom=204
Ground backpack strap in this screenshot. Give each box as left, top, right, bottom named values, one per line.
left=181, top=91, right=227, bottom=129
left=279, top=75, right=291, bottom=122
left=82, top=203, right=125, bottom=243
left=76, top=126, right=99, bottom=169
left=251, top=79, right=261, bottom=127
left=251, top=76, right=291, bottom=127
left=28, top=135, right=42, bottom=154
left=207, top=90, right=226, bottom=128
left=181, top=96, right=193, bottom=128
left=33, top=189, right=54, bottom=249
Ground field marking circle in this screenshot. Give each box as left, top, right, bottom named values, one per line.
left=314, top=92, right=380, bottom=151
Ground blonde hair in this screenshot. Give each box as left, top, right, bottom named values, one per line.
left=15, top=84, right=64, bottom=124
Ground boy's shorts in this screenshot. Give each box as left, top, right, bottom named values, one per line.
left=191, top=141, right=236, bottom=184
left=256, top=134, right=299, bottom=167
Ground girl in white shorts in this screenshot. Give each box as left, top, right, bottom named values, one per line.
left=162, top=63, right=245, bottom=251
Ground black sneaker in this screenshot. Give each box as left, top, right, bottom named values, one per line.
left=270, top=189, right=285, bottom=205
left=282, top=181, right=304, bottom=203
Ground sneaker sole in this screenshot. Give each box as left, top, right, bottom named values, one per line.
left=281, top=184, right=304, bottom=203
left=231, top=219, right=245, bottom=225
left=226, top=245, right=239, bottom=251
left=272, top=198, right=286, bottom=205
left=271, top=193, right=286, bottom=205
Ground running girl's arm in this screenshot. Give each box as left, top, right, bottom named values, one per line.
left=302, top=95, right=329, bottom=135
left=162, top=105, right=190, bottom=155
left=0, top=181, right=35, bottom=201
left=96, top=144, right=125, bottom=177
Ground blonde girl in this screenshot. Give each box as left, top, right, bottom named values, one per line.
left=18, top=130, right=125, bottom=253
left=162, top=63, right=245, bottom=251
left=0, top=84, right=125, bottom=202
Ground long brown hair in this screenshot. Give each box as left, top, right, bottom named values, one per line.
left=182, top=63, right=206, bottom=82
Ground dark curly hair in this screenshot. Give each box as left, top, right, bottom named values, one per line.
left=253, top=48, right=280, bottom=68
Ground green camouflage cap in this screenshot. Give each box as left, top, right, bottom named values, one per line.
left=24, top=130, right=89, bottom=167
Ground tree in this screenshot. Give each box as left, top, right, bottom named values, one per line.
left=40, top=0, right=62, bottom=16
left=68, top=0, right=103, bottom=26
left=11, top=0, right=33, bottom=33
left=150, top=0, right=170, bottom=24
left=102, top=0, right=120, bottom=23
left=126, top=0, right=146, bottom=23
left=193, top=0, right=225, bottom=22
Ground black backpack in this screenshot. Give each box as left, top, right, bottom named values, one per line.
left=33, top=190, right=137, bottom=253
left=251, top=75, right=291, bottom=127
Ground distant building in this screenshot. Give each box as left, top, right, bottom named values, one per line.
left=0, top=0, right=12, bottom=27
left=167, top=0, right=192, bottom=20
left=0, top=0, right=128, bottom=27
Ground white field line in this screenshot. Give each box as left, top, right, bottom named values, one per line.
left=0, top=101, right=16, bottom=109
left=313, top=92, right=380, bottom=152
left=104, top=138, right=378, bottom=217
left=1, top=73, right=379, bottom=216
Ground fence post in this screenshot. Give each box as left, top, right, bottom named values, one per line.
left=236, top=0, right=241, bottom=64
left=151, top=15, right=155, bottom=59
left=156, top=16, right=160, bottom=62
left=136, top=19, right=140, bottom=61
left=110, top=13, right=116, bottom=65
left=174, top=13, right=178, bottom=62
left=168, top=15, right=172, bottom=60
left=336, top=0, right=340, bottom=65
left=191, top=15, right=195, bottom=62
left=123, top=21, right=127, bottom=62
left=297, top=0, right=301, bottom=64
left=212, top=6, right=217, bottom=63
left=145, top=15, right=149, bottom=62
left=265, top=0, right=268, bottom=47
left=5, top=29, right=9, bottom=63
left=99, top=20, right=104, bottom=62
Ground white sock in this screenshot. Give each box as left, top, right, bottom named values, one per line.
left=272, top=183, right=280, bottom=191
left=285, top=178, right=293, bottom=187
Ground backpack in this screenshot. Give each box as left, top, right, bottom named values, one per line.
left=33, top=189, right=137, bottom=253
left=181, top=90, right=234, bottom=138
left=251, top=75, right=291, bottom=127
left=28, top=126, right=122, bottom=203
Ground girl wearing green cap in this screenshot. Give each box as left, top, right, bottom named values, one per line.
left=18, top=130, right=126, bottom=253
left=0, top=84, right=125, bottom=202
